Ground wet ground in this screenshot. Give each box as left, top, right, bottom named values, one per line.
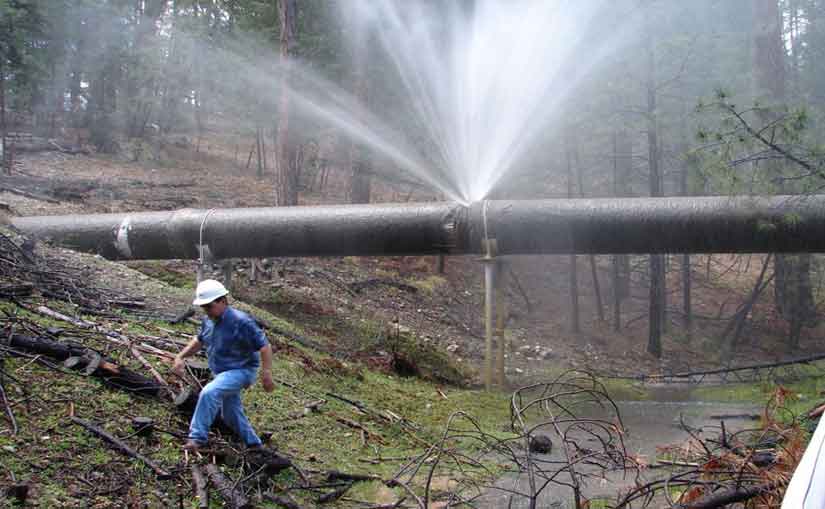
left=476, top=386, right=761, bottom=508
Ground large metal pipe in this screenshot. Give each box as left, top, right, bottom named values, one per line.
left=11, top=195, right=825, bottom=260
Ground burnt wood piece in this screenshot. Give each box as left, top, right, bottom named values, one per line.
left=131, top=417, right=155, bottom=438
left=62, top=352, right=160, bottom=396
left=246, top=447, right=292, bottom=475
left=8, top=334, right=159, bottom=396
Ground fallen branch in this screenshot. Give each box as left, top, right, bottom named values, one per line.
left=0, top=379, right=18, bottom=435
left=33, top=305, right=95, bottom=328
left=246, top=447, right=293, bottom=475
left=205, top=463, right=252, bottom=509
left=0, top=185, right=60, bottom=204
left=70, top=416, right=171, bottom=479
left=263, top=492, right=301, bottom=509
left=318, top=482, right=353, bottom=503
left=129, top=346, right=171, bottom=392
left=326, top=470, right=382, bottom=483
left=677, top=480, right=785, bottom=509
left=333, top=414, right=385, bottom=444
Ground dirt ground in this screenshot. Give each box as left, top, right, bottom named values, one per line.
left=3, top=137, right=822, bottom=384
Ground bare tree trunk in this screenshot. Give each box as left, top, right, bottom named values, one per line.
left=680, top=112, right=694, bottom=341
left=753, top=0, right=815, bottom=347
left=348, top=23, right=371, bottom=204
left=160, top=0, right=180, bottom=133
left=256, top=126, right=264, bottom=178
left=274, top=0, right=299, bottom=206
left=722, top=255, right=774, bottom=360
left=611, top=129, right=631, bottom=332
left=127, top=0, right=162, bottom=137
left=1, top=60, right=6, bottom=176
left=565, top=134, right=580, bottom=334
left=646, top=9, right=664, bottom=357
left=572, top=135, right=604, bottom=322
left=611, top=254, right=621, bottom=331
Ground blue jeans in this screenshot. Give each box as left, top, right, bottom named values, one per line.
left=188, top=368, right=262, bottom=446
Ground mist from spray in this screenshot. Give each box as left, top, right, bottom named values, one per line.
left=347, top=0, right=611, bottom=203
left=190, top=1, right=635, bottom=204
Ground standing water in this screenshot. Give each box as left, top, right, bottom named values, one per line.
left=479, top=389, right=762, bottom=508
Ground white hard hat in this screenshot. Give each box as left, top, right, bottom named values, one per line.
left=193, top=279, right=229, bottom=306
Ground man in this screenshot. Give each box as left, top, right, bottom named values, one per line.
left=173, top=279, right=275, bottom=450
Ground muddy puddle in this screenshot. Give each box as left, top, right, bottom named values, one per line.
left=475, top=386, right=762, bottom=508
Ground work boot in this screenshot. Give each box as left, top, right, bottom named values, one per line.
left=183, top=439, right=207, bottom=451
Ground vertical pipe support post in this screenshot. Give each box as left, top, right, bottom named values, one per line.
left=480, top=238, right=498, bottom=391
left=495, top=258, right=507, bottom=388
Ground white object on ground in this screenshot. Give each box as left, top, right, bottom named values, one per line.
left=782, top=415, right=825, bottom=508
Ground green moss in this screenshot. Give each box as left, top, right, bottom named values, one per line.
left=690, top=364, right=825, bottom=419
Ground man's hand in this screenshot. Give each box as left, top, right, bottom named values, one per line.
left=259, top=344, right=274, bottom=392
left=261, top=370, right=275, bottom=392
left=172, top=356, right=186, bottom=377
left=173, top=337, right=202, bottom=377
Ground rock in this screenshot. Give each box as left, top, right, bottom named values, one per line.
left=446, top=343, right=460, bottom=353
left=529, top=434, right=553, bottom=454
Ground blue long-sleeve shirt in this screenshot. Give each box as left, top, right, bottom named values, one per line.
left=197, top=307, right=268, bottom=374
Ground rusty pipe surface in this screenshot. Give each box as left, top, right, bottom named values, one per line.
left=11, top=195, right=825, bottom=260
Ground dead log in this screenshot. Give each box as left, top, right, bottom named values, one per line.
left=34, top=305, right=95, bottom=328
left=205, top=463, right=252, bottom=509
left=326, top=470, right=382, bottom=483
left=7, top=334, right=159, bottom=396
left=9, top=332, right=85, bottom=360
left=0, top=282, right=33, bottom=298
left=110, top=299, right=146, bottom=309
left=246, top=447, right=292, bottom=475
left=318, top=483, right=352, bottom=504
left=169, top=308, right=195, bottom=325
left=0, top=185, right=60, bottom=203
left=678, top=480, right=784, bottom=509
left=63, top=353, right=160, bottom=396
left=191, top=464, right=209, bottom=509
left=263, top=492, right=300, bottom=509
left=131, top=417, right=155, bottom=438
left=70, top=416, right=171, bottom=479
